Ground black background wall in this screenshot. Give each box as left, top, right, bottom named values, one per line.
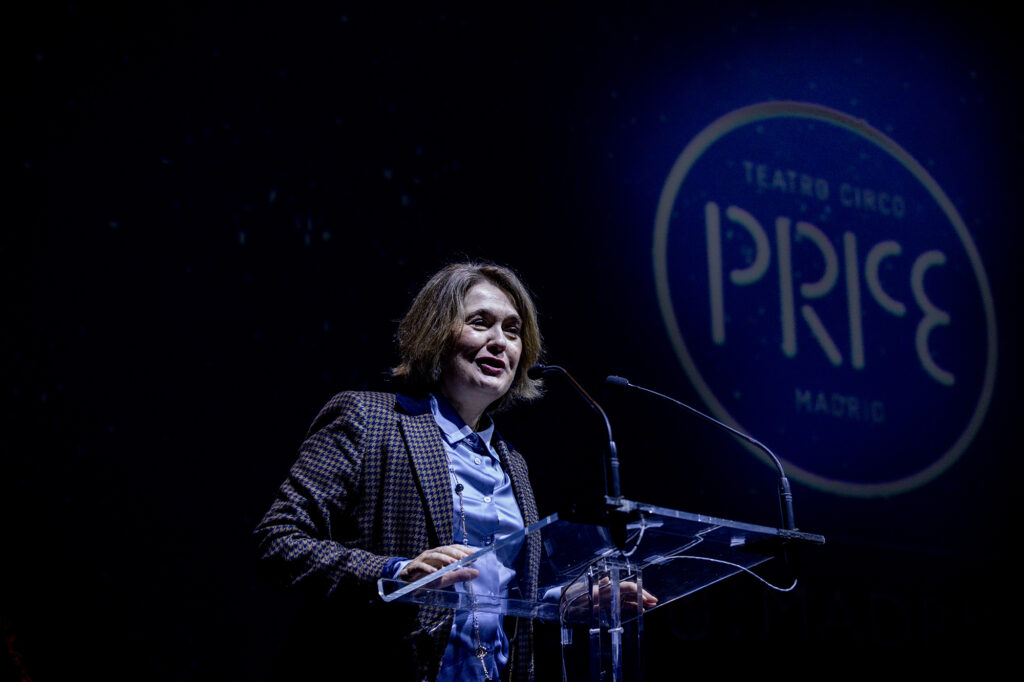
left=5, top=2, right=1021, bottom=679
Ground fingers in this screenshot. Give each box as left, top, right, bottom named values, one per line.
left=397, top=544, right=479, bottom=584
left=559, top=579, right=660, bottom=622
left=434, top=566, right=480, bottom=588
left=620, top=583, right=658, bottom=607
left=591, top=580, right=659, bottom=609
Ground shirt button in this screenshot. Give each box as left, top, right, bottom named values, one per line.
left=483, top=496, right=492, bottom=503
left=474, top=457, right=482, bottom=465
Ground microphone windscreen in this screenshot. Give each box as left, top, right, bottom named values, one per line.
left=527, top=364, right=548, bottom=379
left=605, top=375, right=630, bottom=387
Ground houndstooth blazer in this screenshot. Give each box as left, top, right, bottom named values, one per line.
left=255, top=391, right=540, bottom=682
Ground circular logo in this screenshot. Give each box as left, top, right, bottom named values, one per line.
left=653, top=101, right=997, bottom=497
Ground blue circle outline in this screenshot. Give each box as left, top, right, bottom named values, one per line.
left=653, top=101, right=998, bottom=497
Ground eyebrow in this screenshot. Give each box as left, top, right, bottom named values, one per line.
left=467, top=307, right=522, bottom=324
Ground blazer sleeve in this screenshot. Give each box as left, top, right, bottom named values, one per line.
left=253, top=392, right=392, bottom=597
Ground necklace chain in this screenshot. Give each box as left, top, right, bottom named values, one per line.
left=447, top=456, right=495, bottom=681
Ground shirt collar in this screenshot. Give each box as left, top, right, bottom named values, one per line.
left=429, top=393, right=496, bottom=451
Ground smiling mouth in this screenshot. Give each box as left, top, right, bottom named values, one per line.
left=476, top=357, right=506, bottom=375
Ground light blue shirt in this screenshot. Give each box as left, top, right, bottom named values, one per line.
left=431, top=394, right=525, bottom=681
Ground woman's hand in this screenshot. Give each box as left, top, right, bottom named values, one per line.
left=559, top=576, right=658, bottom=621
left=397, top=544, right=480, bottom=587
left=617, top=580, right=658, bottom=611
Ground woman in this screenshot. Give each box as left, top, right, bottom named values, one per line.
left=254, top=262, right=545, bottom=682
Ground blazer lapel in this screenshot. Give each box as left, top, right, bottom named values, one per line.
left=398, top=409, right=454, bottom=547
left=497, top=439, right=542, bottom=611
left=497, top=440, right=539, bottom=527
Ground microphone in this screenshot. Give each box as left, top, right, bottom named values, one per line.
left=525, top=364, right=547, bottom=380
left=529, top=364, right=621, bottom=501
left=606, top=375, right=797, bottom=531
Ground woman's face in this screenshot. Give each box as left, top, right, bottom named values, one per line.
left=440, top=281, right=523, bottom=412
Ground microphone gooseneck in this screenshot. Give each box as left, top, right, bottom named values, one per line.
left=606, top=375, right=797, bottom=531
left=529, top=364, right=622, bottom=501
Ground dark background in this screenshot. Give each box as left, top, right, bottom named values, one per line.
left=5, top=2, right=1021, bottom=679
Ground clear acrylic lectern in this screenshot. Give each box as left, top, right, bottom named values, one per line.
left=378, top=497, right=825, bottom=681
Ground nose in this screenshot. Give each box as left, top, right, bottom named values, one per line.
left=486, top=324, right=507, bottom=352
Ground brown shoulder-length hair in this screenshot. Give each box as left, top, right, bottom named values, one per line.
left=391, top=261, right=544, bottom=412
